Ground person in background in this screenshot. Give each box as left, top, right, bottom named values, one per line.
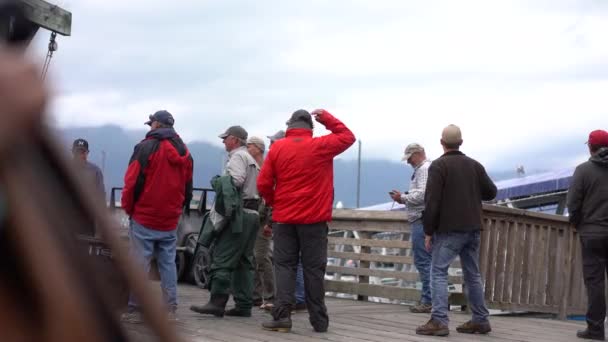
left=258, top=109, right=355, bottom=333
left=416, top=124, right=496, bottom=337
left=121, top=110, right=193, bottom=323
left=567, top=129, right=608, bottom=341
left=247, top=136, right=275, bottom=309
left=389, top=142, right=432, bottom=313
left=190, top=125, right=260, bottom=318
left=265, top=130, right=307, bottom=313
left=71, top=138, right=105, bottom=202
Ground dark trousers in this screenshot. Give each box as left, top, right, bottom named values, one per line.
left=580, top=235, right=608, bottom=333
left=272, top=222, right=329, bottom=331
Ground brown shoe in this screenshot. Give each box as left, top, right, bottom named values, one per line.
left=410, top=303, right=432, bottom=313
left=456, top=320, right=491, bottom=334
left=416, top=319, right=449, bottom=336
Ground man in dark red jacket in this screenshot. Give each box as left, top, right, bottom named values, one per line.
left=120, top=110, right=193, bottom=323
left=258, top=109, right=355, bottom=333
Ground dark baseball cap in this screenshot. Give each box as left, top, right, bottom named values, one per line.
left=145, top=110, right=175, bottom=126
left=72, top=138, right=89, bottom=151
left=218, top=125, right=248, bottom=140
left=286, top=109, right=313, bottom=130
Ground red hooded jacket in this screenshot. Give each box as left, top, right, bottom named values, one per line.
left=257, top=110, right=355, bottom=224
left=121, top=128, right=193, bottom=231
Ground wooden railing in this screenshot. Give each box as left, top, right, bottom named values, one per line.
left=326, top=205, right=586, bottom=319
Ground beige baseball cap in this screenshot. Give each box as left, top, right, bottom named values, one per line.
left=441, top=124, right=463, bottom=145
left=401, top=143, right=425, bottom=161
left=247, top=136, right=265, bottom=152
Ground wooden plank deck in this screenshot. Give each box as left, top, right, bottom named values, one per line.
left=125, top=284, right=586, bottom=341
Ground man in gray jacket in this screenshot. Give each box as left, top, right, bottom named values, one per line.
left=190, top=125, right=261, bottom=318
left=567, top=129, right=608, bottom=341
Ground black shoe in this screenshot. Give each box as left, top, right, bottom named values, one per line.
left=577, top=329, right=605, bottom=340
left=190, top=294, right=229, bottom=317
left=225, top=308, right=252, bottom=317
left=313, top=325, right=328, bottom=333
left=262, top=317, right=292, bottom=332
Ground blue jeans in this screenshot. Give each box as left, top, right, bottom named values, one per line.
left=295, top=260, right=305, bottom=304
left=411, top=220, right=432, bottom=304
left=431, top=230, right=489, bottom=326
left=128, top=219, right=178, bottom=312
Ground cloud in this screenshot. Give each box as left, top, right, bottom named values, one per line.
left=30, top=0, right=608, bottom=172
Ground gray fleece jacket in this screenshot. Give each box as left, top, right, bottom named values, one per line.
left=567, top=147, right=608, bottom=236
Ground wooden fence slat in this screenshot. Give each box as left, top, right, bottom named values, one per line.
left=493, top=220, right=509, bottom=302
left=332, top=209, right=407, bottom=221
left=532, top=225, right=548, bottom=305
left=546, top=226, right=559, bottom=306
left=328, top=237, right=412, bottom=249
left=571, top=238, right=584, bottom=309
left=510, top=221, right=525, bottom=304
left=329, top=251, right=412, bottom=264
left=558, top=228, right=574, bottom=319
left=329, top=221, right=410, bottom=233
left=520, top=223, right=536, bottom=304
left=502, top=221, right=517, bottom=303
left=479, top=218, right=492, bottom=286
left=485, top=219, right=499, bottom=302
left=326, top=265, right=463, bottom=284
left=325, top=280, right=421, bottom=301
left=328, top=251, right=461, bottom=268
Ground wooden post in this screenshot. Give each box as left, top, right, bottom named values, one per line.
left=558, top=226, right=574, bottom=320
left=357, top=231, right=372, bottom=301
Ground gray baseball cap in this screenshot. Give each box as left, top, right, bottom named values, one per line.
left=219, top=125, right=248, bottom=140
left=145, top=110, right=175, bottom=126
left=402, top=143, right=425, bottom=161
left=267, top=130, right=286, bottom=142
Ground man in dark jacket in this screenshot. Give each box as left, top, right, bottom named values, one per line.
left=258, top=109, right=355, bottom=333
left=71, top=138, right=105, bottom=203
left=121, top=110, right=193, bottom=323
left=416, top=124, right=496, bottom=337
left=567, top=129, right=608, bottom=341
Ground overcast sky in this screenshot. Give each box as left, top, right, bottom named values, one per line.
left=31, top=0, right=608, bottom=171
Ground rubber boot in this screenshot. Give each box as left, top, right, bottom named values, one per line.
left=190, top=294, right=229, bottom=317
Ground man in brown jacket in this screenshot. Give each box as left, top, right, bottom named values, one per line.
left=416, top=124, right=497, bottom=337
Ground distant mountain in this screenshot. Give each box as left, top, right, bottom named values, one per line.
left=59, top=125, right=534, bottom=208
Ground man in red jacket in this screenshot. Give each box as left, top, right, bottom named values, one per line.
left=120, top=110, right=193, bottom=323
left=258, top=109, right=355, bottom=333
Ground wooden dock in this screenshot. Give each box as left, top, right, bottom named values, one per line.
left=125, top=284, right=585, bottom=342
